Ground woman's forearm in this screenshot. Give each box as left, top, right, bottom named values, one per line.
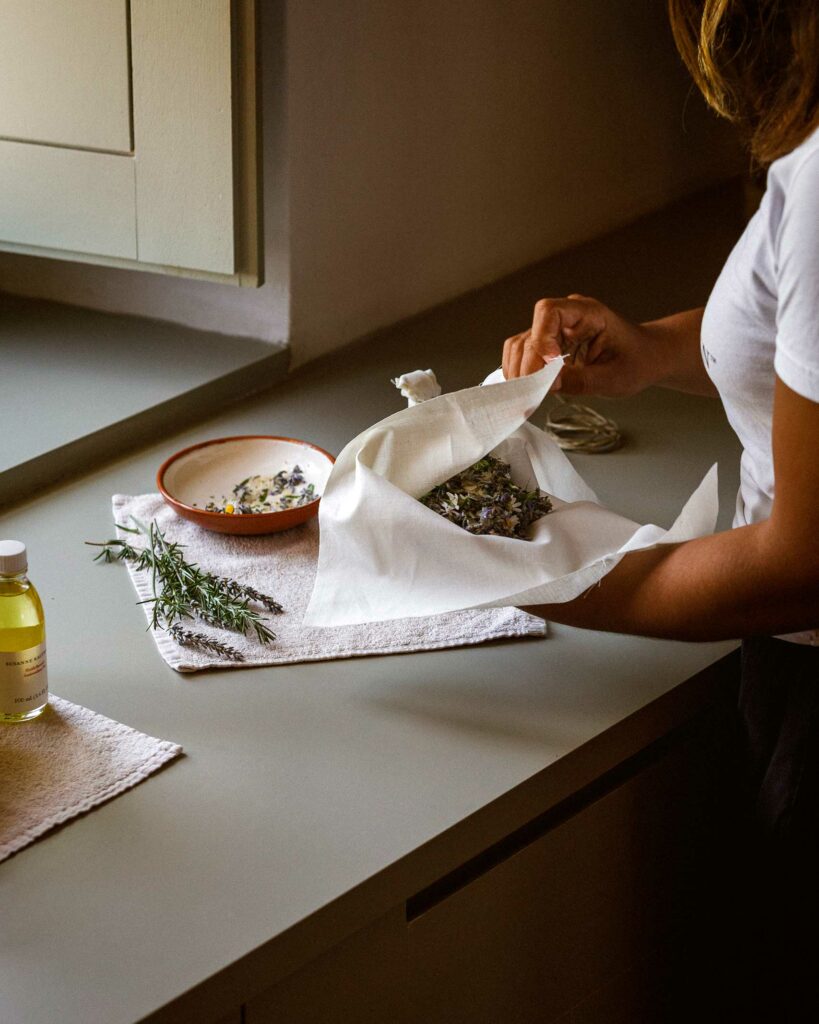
left=526, top=520, right=819, bottom=641
left=642, top=308, right=718, bottom=397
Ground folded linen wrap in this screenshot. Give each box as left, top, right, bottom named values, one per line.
left=304, top=360, right=719, bottom=627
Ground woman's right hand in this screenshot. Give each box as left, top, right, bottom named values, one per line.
left=502, top=294, right=671, bottom=397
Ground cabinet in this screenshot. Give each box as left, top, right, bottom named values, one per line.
left=406, top=728, right=727, bottom=1023
left=0, top=0, right=259, bottom=284
left=245, top=707, right=734, bottom=1024
left=245, top=909, right=410, bottom=1024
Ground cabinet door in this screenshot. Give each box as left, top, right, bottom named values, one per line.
left=241, top=704, right=733, bottom=1024
left=407, top=723, right=731, bottom=1023
left=245, top=908, right=410, bottom=1024
left=0, top=0, right=132, bottom=151
left=0, top=0, right=259, bottom=283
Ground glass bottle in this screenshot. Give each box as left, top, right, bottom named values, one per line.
left=0, top=540, right=48, bottom=722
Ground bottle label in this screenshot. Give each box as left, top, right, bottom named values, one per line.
left=0, top=642, right=48, bottom=716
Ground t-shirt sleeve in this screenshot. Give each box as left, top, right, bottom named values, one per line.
left=774, top=148, right=819, bottom=402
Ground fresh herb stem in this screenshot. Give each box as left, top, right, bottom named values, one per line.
left=86, top=518, right=282, bottom=656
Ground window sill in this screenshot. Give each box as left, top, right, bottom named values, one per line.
left=0, top=294, right=288, bottom=509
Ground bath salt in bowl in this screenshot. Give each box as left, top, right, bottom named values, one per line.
left=157, top=436, right=335, bottom=535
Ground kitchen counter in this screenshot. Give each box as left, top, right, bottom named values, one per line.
left=0, top=184, right=747, bottom=1024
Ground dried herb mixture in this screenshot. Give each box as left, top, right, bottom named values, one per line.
left=201, top=467, right=317, bottom=515
left=420, top=455, right=552, bottom=539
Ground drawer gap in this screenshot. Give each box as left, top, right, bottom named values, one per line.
left=406, top=716, right=704, bottom=922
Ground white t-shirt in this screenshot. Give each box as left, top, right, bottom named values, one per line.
left=701, top=126, right=819, bottom=645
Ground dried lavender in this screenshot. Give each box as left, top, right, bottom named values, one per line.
left=86, top=519, right=282, bottom=657
left=168, top=625, right=245, bottom=662
left=214, top=578, right=284, bottom=614
left=420, top=455, right=552, bottom=539
left=201, top=467, right=317, bottom=515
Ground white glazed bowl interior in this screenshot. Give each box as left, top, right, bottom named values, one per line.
left=163, top=438, right=334, bottom=511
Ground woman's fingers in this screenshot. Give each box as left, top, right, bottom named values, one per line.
left=502, top=331, right=528, bottom=379
left=507, top=301, right=582, bottom=380
left=504, top=328, right=559, bottom=380
left=529, top=300, right=567, bottom=361
left=530, top=297, right=604, bottom=357
left=582, top=329, right=609, bottom=365
left=503, top=297, right=610, bottom=380
left=520, top=332, right=551, bottom=377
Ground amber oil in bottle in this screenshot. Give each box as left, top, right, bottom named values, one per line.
left=0, top=540, right=48, bottom=722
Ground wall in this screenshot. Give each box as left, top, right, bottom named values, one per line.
left=0, top=1, right=742, bottom=364
left=286, top=0, right=741, bottom=365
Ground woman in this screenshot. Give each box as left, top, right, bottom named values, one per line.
left=502, top=1, right=819, bottom=1019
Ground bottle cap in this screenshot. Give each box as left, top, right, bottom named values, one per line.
left=0, top=540, right=27, bottom=576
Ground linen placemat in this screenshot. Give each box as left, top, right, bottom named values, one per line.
left=0, top=695, right=182, bottom=862
left=110, top=494, right=546, bottom=673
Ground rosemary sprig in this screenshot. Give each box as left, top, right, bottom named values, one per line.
left=86, top=518, right=282, bottom=656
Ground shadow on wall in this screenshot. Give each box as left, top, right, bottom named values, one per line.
left=286, top=0, right=743, bottom=365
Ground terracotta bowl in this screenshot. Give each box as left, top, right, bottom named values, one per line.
left=157, top=436, right=335, bottom=535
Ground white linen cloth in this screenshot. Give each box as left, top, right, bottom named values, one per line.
left=111, top=494, right=546, bottom=673
left=304, top=360, right=720, bottom=628
left=0, top=695, right=181, bottom=862
left=392, top=369, right=442, bottom=405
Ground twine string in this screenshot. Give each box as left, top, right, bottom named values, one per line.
left=543, top=395, right=622, bottom=453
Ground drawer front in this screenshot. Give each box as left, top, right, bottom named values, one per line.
left=407, top=722, right=729, bottom=1023
left=246, top=704, right=732, bottom=1024
left=245, top=907, right=409, bottom=1024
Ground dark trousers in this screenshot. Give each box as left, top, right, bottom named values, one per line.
left=736, top=636, right=819, bottom=1022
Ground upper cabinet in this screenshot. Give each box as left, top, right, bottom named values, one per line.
left=0, top=0, right=260, bottom=285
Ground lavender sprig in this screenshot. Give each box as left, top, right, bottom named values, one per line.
left=168, top=624, right=244, bottom=662
left=210, top=576, right=284, bottom=614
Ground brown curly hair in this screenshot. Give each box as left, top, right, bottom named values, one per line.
left=668, top=0, right=819, bottom=166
